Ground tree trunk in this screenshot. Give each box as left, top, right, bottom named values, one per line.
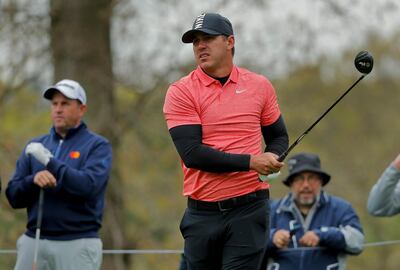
left=49, top=0, right=131, bottom=269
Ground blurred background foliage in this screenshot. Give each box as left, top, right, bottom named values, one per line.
left=1, top=0, right=400, bottom=269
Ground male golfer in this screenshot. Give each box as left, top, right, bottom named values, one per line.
left=6, top=79, right=112, bottom=270
left=163, top=13, right=288, bottom=269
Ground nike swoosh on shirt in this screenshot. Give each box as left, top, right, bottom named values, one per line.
left=235, top=89, right=247, bottom=94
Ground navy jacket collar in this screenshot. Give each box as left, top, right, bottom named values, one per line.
left=50, top=122, right=87, bottom=140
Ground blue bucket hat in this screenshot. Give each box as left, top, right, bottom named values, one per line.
left=283, top=152, right=331, bottom=186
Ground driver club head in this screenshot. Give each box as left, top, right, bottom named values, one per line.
left=354, top=51, right=374, bottom=74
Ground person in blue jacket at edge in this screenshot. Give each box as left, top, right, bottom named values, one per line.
left=6, top=79, right=112, bottom=270
left=263, top=152, right=364, bottom=270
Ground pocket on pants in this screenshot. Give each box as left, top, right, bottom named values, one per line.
left=16, top=235, right=24, bottom=249
left=80, top=239, right=102, bottom=265
left=179, top=209, right=189, bottom=237
left=16, top=234, right=32, bottom=251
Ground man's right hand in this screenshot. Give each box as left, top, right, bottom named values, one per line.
left=33, top=170, right=57, bottom=188
left=272, top=229, right=291, bottom=249
left=250, top=152, right=284, bottom=175
left=392, top=153, right=400, bottom=170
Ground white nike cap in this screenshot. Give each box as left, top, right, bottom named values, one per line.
left=43, top=79, right=87, bottom=105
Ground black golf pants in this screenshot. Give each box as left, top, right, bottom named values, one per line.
left=180, top=197, right=269, bottom=270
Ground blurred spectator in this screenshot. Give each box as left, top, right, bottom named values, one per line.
left=367, top=153, right=400, bottom=216
left=264, top=152, right=364, bottom=270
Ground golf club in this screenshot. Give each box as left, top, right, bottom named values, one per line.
left=261, top=50, right=373, bottom=181
left=289, top=220, right=300, bottom=248
left=32, top=188, right=44, bottom=270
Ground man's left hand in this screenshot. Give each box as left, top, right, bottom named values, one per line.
left=299, top=231, right=320, bottom=247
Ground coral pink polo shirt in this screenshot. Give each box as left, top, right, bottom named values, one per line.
left=164, top=65, right=281, bottom=201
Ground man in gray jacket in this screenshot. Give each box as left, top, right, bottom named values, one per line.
left=367, top=153, right=400, bottom=216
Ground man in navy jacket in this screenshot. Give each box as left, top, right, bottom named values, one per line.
left=265, top=152, right=364, bottom=270
left=6, top=79, right=112, bottom=270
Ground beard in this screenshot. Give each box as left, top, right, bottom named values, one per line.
left=295, top=192, right=316, bottom=207
left=297, top=196, right=316, bottom=207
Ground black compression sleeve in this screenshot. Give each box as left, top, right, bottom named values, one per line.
left=169, top=125, right=250, bottom=172
left=262, top=115, right=289, bottom=156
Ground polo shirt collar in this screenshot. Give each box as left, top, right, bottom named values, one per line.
left=195, top=65, right=239, bottom=86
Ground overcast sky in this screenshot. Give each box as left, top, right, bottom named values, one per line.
left=112, top=0, right=400, bottom=88
left=1, top=0, right=399, bottom=89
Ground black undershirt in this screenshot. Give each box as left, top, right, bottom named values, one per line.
left=213, top=75, right=229, bottom=86
left=169, top=115, right=289, bottom=173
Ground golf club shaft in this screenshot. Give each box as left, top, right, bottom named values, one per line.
left=277, top=74, right=365, bottom=162
left=32, top=188, right=44, bottom=270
